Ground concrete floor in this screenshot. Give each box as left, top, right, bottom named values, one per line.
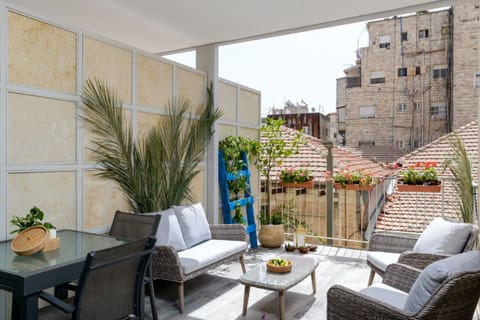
left=144, top=245, right=371, bottom=320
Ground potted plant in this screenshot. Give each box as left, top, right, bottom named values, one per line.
left=325, top=167, right=378, bottom=191
left=219, top=136, right=259, bottom=201
left=10, top=206, right=56, bottom=235
left=279, top=167, right=313, bottom=188
left=395, top=161, right=441, bottom=192
left=81, top=79, right=221, bottom=213
left=256, top=118, right=303, bottom=248
left=258, top=206, right=285, bottom=247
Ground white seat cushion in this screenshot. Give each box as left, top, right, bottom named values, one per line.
left=367, top=251, right=400, bottom=272
left=359, top=283, right=408, bottom=310
left=148, top=208, right=187, bottom=251
left=413, top=217, right=472, bottom=254
left=178, top=239, right=247, bottom=275
left=174, top=203, right=212, bottom=248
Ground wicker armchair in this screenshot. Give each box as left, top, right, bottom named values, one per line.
left=367, top=221, right=478, bottom=285
left=151, top=224, right=246, bottom=313
left=328, top=256, right=480, bottom=320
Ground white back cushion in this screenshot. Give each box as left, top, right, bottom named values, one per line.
left=413, top=217, right=472, bottom=254
left=404, top=250, right=480, bottom=314
left=173, top=203, right=212, bottom=248
left=147, top=208, right=187, bottom=251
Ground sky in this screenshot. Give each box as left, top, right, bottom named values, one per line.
left=164, top=21, right=369, bottom=117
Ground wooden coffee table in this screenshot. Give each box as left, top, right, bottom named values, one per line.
left=239, top=255, right=319, bottom=320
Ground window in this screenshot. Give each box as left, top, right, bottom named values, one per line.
left=398, top=68, right=407, bottom=77
left=433, top=67, right=448, bottom=79
left=414, top=102, right=420, bottom=112
left=419, top=29, right=429, bottom=39
left=346, top=76, right=361, bottom=88
left=359, top=106, right=375, bottom=118
left=415, top=66, right=421, bottom=75
left=395, top=140, right=404, bottom=149
left=379, top=35, right=391, bottom=49
left=370, top=71, right=385, bottom=84
left=338, top=108, right=346, bottom=122
left=398, top=103, right=407, bottom=112
left=401, top=32, right=408, bottom=41
left=430, top=104, right=447, bottom=118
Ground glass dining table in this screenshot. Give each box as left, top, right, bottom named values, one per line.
left=0, top=229, right=129, bottom=320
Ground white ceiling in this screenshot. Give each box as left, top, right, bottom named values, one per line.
left=8, top=0, right=457, bottom=54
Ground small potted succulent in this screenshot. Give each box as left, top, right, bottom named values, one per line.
left=284, top=242, right=295, bottom=252
left=297, top=245, right=309, bottom=254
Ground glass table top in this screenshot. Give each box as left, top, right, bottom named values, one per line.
left=240, top=255, right=319, bottom=291
left=0, top=230, right=128, bottom=276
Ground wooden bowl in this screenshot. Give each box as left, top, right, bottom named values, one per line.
left=11, top=226, right=48, bottom=256
left=266, top=259, right=292, bottom=273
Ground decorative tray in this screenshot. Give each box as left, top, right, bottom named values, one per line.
left=11, top=226, right=60, bottom=256
left=11, top=226, right=48, bottom=256
left=266, top=258, right=292, bottom=273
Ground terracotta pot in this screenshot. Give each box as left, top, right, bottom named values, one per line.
left=334, top=183, right=373, bottom=191
left=397, top=183, right=441, bottom=193
left=280, top=180, right=314, bottom=188
left=258, top=224, right=285, bottom=248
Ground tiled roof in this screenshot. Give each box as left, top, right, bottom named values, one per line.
left=342, top=146, right=407, bottom=164
left=261, top=127, right=393, bottom=182
left=377, top=121, right=478, bottom=233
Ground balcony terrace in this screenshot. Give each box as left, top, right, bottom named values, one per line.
left=147, top=245, right=369, bottom=320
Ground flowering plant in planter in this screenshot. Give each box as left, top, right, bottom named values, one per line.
left=324, top=168, right=377, bottom=188
left=279, top=167, right=312, bottom=184
left=396, top=161, right=440, bottom=185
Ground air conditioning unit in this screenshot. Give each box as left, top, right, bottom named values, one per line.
left=407, top=68, right=417, bottom=76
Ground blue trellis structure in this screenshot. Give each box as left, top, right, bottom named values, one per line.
left=218, top=150, right=258, bottom=248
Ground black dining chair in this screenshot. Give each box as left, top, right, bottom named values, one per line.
left=39, top=237, right=155, bottom=320
left=109, top=211, right=161, bottom=320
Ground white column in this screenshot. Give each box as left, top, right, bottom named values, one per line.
left=196, top=45, right=219, bottom=224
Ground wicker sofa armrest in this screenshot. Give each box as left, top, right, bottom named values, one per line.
left=210, top=224, right=246, bottom=242
left=327, top=285, right=411, bottom=320
left=368, top=232, right=418, bottom=253
left=383, top=263, right=421, bottom=292
left=398, top=251, right=450, bottom=270
left=151, top=245, right=185, bottom=283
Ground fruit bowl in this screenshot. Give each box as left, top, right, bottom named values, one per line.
left=266, top=258, right=292, bottom=273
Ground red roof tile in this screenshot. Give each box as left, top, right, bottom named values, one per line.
left=377, top=121, right=478, bottom=233
left=261, top=127, right=393, bottom=182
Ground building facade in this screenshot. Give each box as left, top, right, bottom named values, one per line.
left=337, top=1, right=479, bottom=152
left=268, top=101, right=331, bottom=141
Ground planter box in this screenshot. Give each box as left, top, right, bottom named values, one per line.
left=334, top=183, right=373, bottom=191
left=397, top=183, right=441, bottom=193
left=280, top=180, right=314, bottom=188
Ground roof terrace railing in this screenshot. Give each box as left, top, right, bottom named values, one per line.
left=259, top=176, right=468, bottom=249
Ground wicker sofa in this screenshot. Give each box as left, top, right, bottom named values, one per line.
left=148, top=204, right=247, bottom=313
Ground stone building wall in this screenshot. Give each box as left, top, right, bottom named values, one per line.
left=338, top=1, right=479, bottom=152
left=452, top=0, right=480, bottom=128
